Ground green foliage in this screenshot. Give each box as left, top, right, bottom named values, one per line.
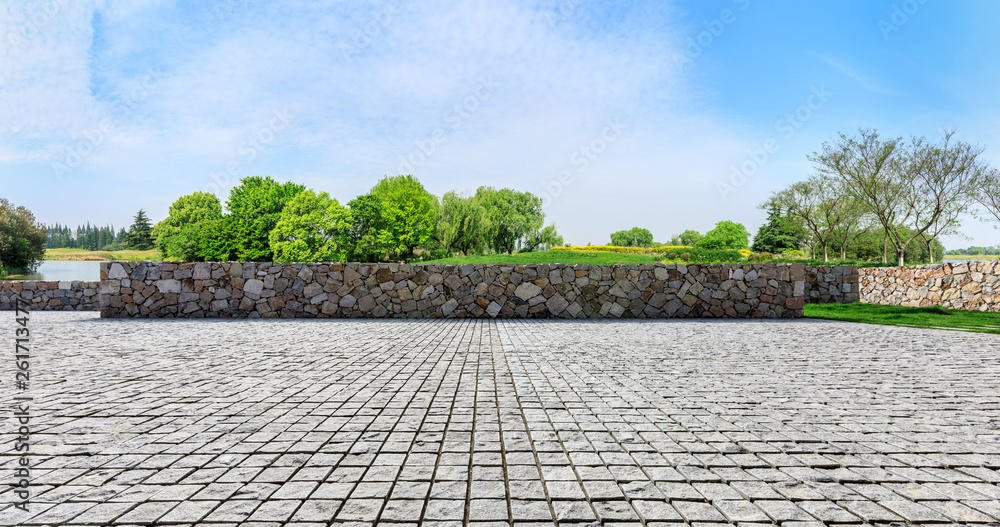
left=123, top=209, right=155, bottom=250
left=436, top=192, right=489, bottom=255
left=525, top=224, right=563, bottom=251
left=610, top=227, right=654, bottom=247
left=752, top=204, right=805, bottom=253
left=475, top=187, right=545, bottom=254
left=669, top=229, right=703, bottom=246
left=0, top=199, right=47, bottom=273
left=196, top=217, right=239, bottom=261
left=269, top=190, right=352, bottom=262
left=422, top=250, right=657, bottom=265
left=698, top=221, right=750, bottom=250
left=152, top=192, right=222, bottom=261
left=226, top=176, right=306, bottom=261
left=45, top=223, right=119, bottom=251
left=660, top=247, right=742, bottom=264
left=346, top=193, right=386, bottom=262
left=371, top=175, right=437, bottom=259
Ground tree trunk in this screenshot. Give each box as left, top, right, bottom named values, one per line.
left=925, top=236, right=934, bottom=264
left=882, top=235, right=888, bottom=264
left=841, top=246, right=846, bottom=259
left=823, top=244, right=829, bottom=262
left=897, top=243, right=906, bottom=267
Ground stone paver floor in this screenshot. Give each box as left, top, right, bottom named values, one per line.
left=2, top=312, right=1000, bottom=526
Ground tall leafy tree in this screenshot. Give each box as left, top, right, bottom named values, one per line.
left=475, top=187, right=544, bottom=254
left=346, top=193, right=387, bottom=262
left=811, top=128, right=985, bottom=265
left=436, top=191, right=489, bottom=255
left=152, top=192, right=223, bottom=260
left=269, top=190, right=352, bottom=262
left=977, top=167, right=1000, bottom=224
left=751, top=204, right=806, bottom=253
left=226, top=176, right=306, bottom=261
left=123, top=209, right=155, bottom=250
left=370, top=174, right=437, bottom=259
left=0, top=199, right=47, bottom=273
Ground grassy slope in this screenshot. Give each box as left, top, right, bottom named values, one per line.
left=420, top=251, right=658, bottom=265
left=44, top=248, right=165, bottom=261
left=805, top=303, right=1000, bottom=335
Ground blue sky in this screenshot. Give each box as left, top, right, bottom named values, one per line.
left=2, top=0, right=998, bottom=248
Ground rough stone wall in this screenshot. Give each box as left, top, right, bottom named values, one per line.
left=861, top=262, right=1000, bottom=312
left=0, top=281, right=101, bottom=311
left=803, top=265, right=860, bottom=304
left=99, top=261, right=806, bottom=319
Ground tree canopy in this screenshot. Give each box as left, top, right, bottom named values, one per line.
left=698, top=221, right=750, bottom=250
left=153, top=192, right=222, bottom=260
left=0, top=199, right=47, bottom=273
left=610, top=227, right=654, bottom=247
left=226, top=176, right=306, bottom=261
left=270, top=190, right=352, bottom=262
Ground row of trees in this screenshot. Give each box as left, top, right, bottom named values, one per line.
left=43, top=211, right=156, bottom=252
left=763, top=129, right=999, bottom=265
left=153, top=175, right=564, bottom=263
left=46, top=223, right=124, bottom=251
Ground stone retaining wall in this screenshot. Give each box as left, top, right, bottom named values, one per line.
left=803, top=265, right=860, bottom=304
left=99, top=261, right=806, bottom=319
left=1, top=281, right=101, bottom=311
left=861, top=262, right=1000, bottom=312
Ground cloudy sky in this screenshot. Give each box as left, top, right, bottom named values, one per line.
left=2, top=0, right=999, bottom=248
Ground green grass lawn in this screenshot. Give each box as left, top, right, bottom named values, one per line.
left=420, top=251, right=658, bottom=265
left=805, top=303, right=1000, bottom=335
left=44, top=248, right=168, bottom=261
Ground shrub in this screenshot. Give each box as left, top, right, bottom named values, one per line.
left=680, top=252, right=691, bottom=261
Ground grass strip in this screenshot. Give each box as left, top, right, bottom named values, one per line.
left=804, top=302, right=1000, bottom=335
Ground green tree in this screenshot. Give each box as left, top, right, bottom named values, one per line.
left=525, top=224, right=564, bottom=251
left=475, top=187, right=544, bottom=254
left=752, top=205, right=806, bottom=253
left=0, top=199, right=47, bottom=273
left=123, top=209, right=155, bottom=250
left=152, top=192, right=223, bottom=260
left=610, top=227, right=654, bottom=247
left=669, top=229, right=703, bottom=246
left=699, top=220, right=750, bottom=250
left=269, top=190, right=352, bottom=262
left=226, top=176, right=306, bottom=261
left=346, top=193, right=387, bottom=262
left=370, top=175, right=437, bottom=259
left=196, top=217, right=239, bottom=261
left=436, top=191, right=489, bottom=256
left=811, top=128, right=985, bottom=265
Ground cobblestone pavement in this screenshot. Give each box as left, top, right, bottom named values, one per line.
left=3, top=312, right=1000, bottom=526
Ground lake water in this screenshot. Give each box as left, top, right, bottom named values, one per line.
left=3, top=261, right=102, bottom=281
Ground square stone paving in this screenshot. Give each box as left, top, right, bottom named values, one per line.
left=2, top=312, right=1000, bottom=526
